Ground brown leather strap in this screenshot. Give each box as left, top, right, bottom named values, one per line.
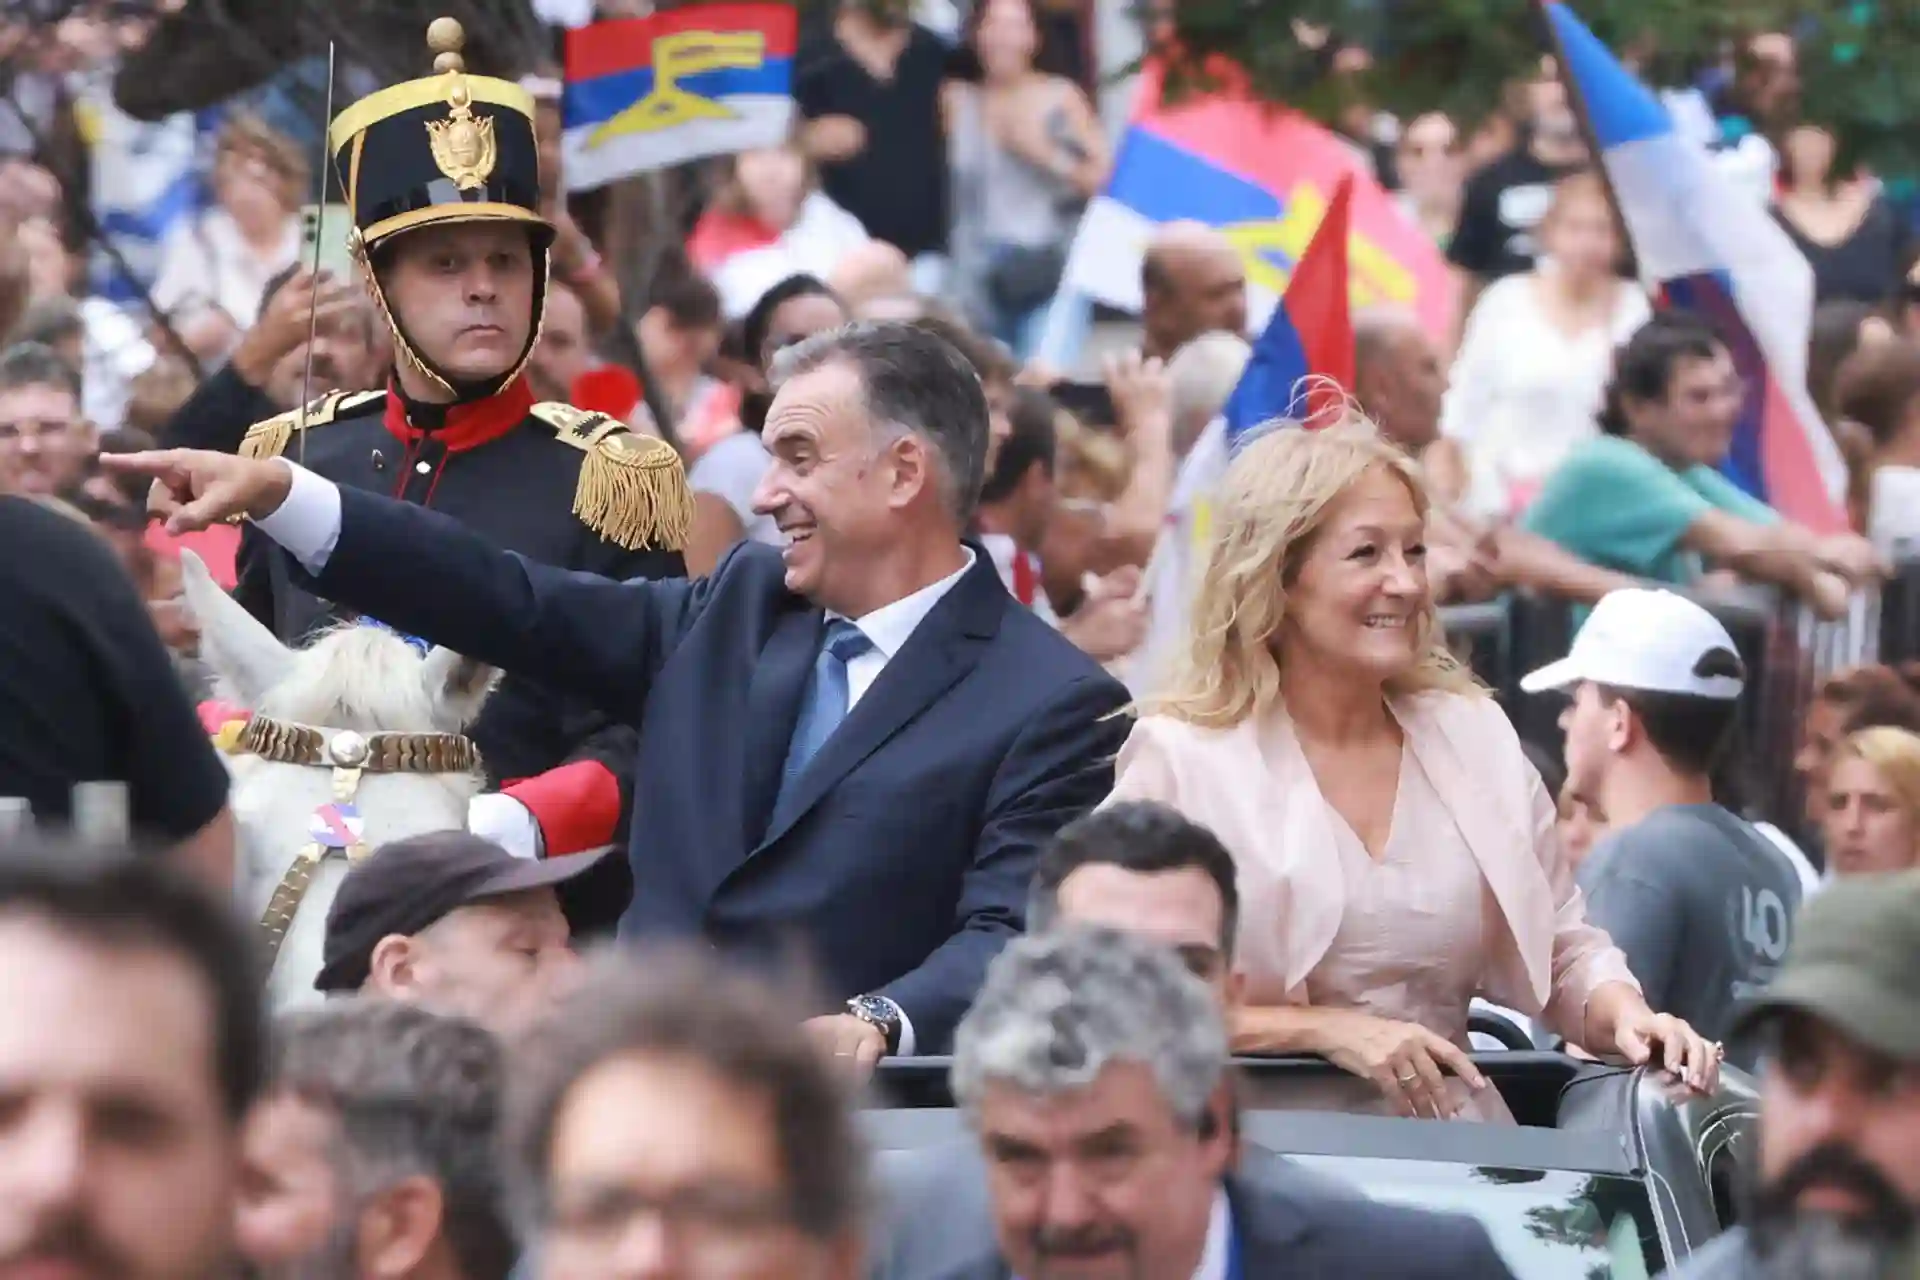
left=259, top=845, right=326, bottom=968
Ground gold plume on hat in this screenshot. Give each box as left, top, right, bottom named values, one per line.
left=423, top=16, right=497, bottom=190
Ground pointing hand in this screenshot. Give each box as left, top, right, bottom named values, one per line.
left=98, top=450, right=295, bottom=535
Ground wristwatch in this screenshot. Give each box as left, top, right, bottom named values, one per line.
left=846, top=994, right=902, bottom=1055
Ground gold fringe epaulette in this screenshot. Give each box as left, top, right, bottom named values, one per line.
left=237, top=389, right=385, bottom=461
left=529, top=401, right=693, bottom=552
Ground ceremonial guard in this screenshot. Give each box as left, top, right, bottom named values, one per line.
left=223, top=18, right=690, bottom=919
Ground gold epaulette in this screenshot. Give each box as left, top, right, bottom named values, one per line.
left=237, top=389, right=386, bottom=461
left=528, top=401, right=693, bottom=552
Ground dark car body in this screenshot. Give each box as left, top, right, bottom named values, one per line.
left=865, top=1051, right=1760, bottom=1278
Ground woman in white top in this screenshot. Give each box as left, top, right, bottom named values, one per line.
left=688, top=144, right=871, bottom=321
left=1434, top=170, right=1649, bottom=520
left=685, top=274, right=850, bottom=575
left=150, top=112, right=303, bottom=340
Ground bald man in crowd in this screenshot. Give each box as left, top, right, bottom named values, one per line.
left=1140, top=221, right=1249, bottom=361
left=833, top=242, right=917, bottom=318
left=1352, top=306, right=1635, bottom=605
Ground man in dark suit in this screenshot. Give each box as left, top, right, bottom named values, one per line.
left=918, top=927, right=1516, bottom=1280
left=111, top=321, right=1130, bottom=1060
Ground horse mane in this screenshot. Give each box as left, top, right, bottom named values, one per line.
left=244, top=623, right=475, bottom=735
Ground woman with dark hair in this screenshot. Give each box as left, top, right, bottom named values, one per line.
left=942, top=0, right=1107, bottom=359
left=684, top=274, right=850, bottom=575
left=1773, top=123, right=1912, bottom=307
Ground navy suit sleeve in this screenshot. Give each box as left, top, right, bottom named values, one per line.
left=876, top=670, right=1130, bottom=1051
left=296, top=485, right=708, bottom=721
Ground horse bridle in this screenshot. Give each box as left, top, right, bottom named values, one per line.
left=233, top=714, right=482, bottom=966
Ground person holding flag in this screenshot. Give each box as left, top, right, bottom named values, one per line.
left=218, top=17, right=693, bottom=922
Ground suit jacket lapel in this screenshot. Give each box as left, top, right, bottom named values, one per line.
left=756, top=556, right=1005, bottom=852
left=740, top=608, right=825, bottom=849
left=1226, top=1172, right=1316, bottom=1268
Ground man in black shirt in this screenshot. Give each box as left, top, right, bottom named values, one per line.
left=1446, top=71, right=1588, bottom=325
left=796, top=0, right=950, bottom=267
left=0, top=496, right=233, bottom=885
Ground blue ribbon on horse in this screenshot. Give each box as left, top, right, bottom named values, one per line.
left=359, top=617, right=430, bottom=655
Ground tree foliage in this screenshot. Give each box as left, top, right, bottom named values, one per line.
left=1163, top=0, right=1920, bottom=175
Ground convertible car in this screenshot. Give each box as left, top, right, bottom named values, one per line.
left=865, top=1039, right=1759, bottom=1279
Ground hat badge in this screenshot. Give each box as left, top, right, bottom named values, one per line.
left=423, top=18, right=496, bottom=191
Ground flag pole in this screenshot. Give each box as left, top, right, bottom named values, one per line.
left=1535, top=1, right=1648, bottom=302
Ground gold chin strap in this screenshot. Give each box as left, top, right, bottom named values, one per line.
left=235, top=716, right=482, bottom=966
left=354, top=226, right=457, bottom=401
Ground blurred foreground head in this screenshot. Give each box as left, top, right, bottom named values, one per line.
left=0, top=840, right=263, bottom=1280
left=505, top=948, right=866, bottom=1280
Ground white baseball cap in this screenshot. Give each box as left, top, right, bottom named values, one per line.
left=1519, top=589, right=1745, bottom=700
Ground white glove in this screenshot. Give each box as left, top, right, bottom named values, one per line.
left=466, top=793, right=543, bottom=860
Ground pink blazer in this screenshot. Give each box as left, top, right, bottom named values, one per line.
left=1108, top=690, right=1637, bottom=1040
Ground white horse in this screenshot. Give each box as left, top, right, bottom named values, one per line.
left=179, top=551, right=496, bottom=1011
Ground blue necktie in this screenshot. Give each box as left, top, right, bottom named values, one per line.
left=775, top=619, right=873, bottom=811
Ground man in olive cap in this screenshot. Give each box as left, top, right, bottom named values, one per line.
left=1669, top=870, right=1920, bottom=1279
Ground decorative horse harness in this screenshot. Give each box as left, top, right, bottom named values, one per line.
left=230, top=715, right=480, bottom=965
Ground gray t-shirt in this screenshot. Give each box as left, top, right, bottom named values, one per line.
left=1576, top=804, right=1801, bottom=1068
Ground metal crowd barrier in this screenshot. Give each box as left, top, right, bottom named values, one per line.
left=1441, top=560, right=1920, bottom=829
left=0, top=783, right=130, bottom=843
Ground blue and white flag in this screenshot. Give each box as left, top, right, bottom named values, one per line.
left=1547, top=2, right=1847, bottom=531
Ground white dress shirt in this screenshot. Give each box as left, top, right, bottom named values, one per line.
left=256, top=460, right=975, bottom=1052
left=831, top=548, right=975, bottom=714
left=1194, top=1189, right=1232, bottom=1280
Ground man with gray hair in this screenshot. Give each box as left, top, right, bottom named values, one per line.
left=234, top=999, right=516, bottom=1279
left=110, top=320, right=1131, bottom=1066
left=916, top=927, right=1515, bottom=1280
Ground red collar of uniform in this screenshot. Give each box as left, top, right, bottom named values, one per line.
left=382, top=376, right=534, bottom=453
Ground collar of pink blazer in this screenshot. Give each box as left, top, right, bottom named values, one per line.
left=1109, top=691, right=1575, bottom=1011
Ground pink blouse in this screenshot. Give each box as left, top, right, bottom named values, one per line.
left=1108, top=689, right=1638, bottom=1121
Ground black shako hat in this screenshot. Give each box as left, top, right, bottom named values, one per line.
left=326, top=16, right=555, bottom=401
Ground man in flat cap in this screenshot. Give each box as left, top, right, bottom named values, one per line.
left=316, top=830, right=610, bottom=1036
left=1668, top=871, right=1920, bottom=1279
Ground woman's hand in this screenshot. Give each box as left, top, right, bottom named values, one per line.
left=1310, top=1009, right=1490, bottom=1119
left=1605, top=1003, right=1722, bottom=1094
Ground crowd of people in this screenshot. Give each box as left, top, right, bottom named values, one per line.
left=2, top=1, right=1920, bottom=1278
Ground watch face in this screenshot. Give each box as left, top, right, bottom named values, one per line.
left=850, top=996, right=896, bottom=1028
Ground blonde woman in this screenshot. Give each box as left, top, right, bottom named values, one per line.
left=1110, top=419, right=1720, bottom=1121
left=150, top=112, right=304, bottom=335
left=1823, top=726, right=1920, bottom=876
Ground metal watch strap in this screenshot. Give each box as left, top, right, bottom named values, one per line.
left=848, top=995, right=902, bottom=1055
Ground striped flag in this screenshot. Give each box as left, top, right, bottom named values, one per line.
left=1546, top=2, right=1848, bottom=531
